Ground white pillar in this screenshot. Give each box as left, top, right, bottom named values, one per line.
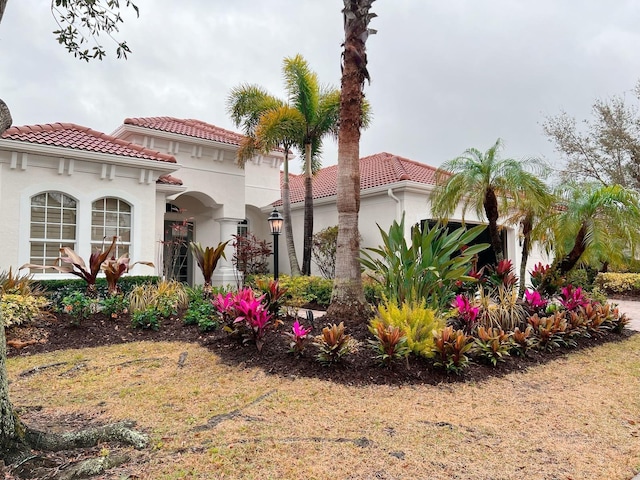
left=212, top=217, right=242, bottom=287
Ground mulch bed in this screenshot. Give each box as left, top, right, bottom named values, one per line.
left=6, top=310, right=637, bottom=387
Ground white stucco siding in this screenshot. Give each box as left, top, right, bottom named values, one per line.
left=0, top=150, right=160, bottom=278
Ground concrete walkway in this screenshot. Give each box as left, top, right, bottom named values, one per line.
left=609, top=298, right=640, bottom=332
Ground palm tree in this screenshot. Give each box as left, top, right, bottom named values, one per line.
left=541, top=183, right=640, bottom=289
left=227, top=55, right=342, bottom=277
left=227, top=84, right=302, bottom=276
left=282, top=55, right=341, bottom=275
left=431, top=139, right=549, bottom=263
left=502, top=170, right=554, bottom=296
left=327, top=0, right=376, bottom=318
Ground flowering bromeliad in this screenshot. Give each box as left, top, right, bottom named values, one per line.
left=286, top=320, right=311, bottom=356
left=452, top=294, right=479, bottom=329
left=524, top=289, right=548, bottom=310
left=559, top=285, right=589, bottom=311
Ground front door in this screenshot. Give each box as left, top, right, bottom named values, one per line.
left=163, top=220, right=194, bottom=284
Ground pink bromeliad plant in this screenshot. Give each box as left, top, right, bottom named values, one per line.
left=286, top=320, right=312, bottom=356
left=559, top=285, right=589, bottom=311
left=524, top=289, right=548, bottom=311
left=452, top=294, right=479, bottom=331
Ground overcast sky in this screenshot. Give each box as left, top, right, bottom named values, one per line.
left=2, top=1, right=640, bottom=173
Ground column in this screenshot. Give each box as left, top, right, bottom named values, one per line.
left=212, top=217, right=243, bottom=287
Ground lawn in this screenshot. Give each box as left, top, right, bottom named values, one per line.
left=7, top=335, right=640, bottom=479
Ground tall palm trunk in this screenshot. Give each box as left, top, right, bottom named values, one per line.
left=282, top=153, right=301, bottom=276
left=483, top=187, right=504, bottom=263
left=540, top=223, right=588, bottom=292
left=518, top=215, right=532, bottom=297
left=327, top=0, right=374, bottom=317
left=302, top=142, right=314, bottom=275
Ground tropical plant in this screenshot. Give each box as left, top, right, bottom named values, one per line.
left=478, top=285, right=528, bottom=332
left=253, top=278, right=288, bottom=317
left=360, top=214, right=488, bottom=311
left=528, top=312, right=567, bottom=352
left=131, top=308, right=161, bottom=331
left=540, top=183, right=640, bottom=290
left=474, top=326, right=510, bottom=366
left=0, top=268, right=44, bottom=296
left=431, top=326, right=474, bottom=375
left=20, top=236, right=118, bottom=296
left=233, top=293, right=274, bottom=352
left=328, top=0, right=377, bottom=317
left=183, top=295, right=218, bottom=332
left=189, top=241, right=229, bottom=298
left=374, top=300, right=445, bottom=359
left=128, top=280, right=188, bottom=318
left=509, top=326, right=533, bottom=357
left=99, top=294, right=128, bottom=319
left=313, top=322, right=358, bottom=366
left=559, top=285, right=589, bottom=311
left=449, top=294, right=480, bottom=333
left=285, top=320, right=312, bottom=357
left=431, top=138, right=549, bottom=263
left=523, top=289, right=548, bottom=312
left=368, top=322, right=410, bottom=367
left=227, top=83, right=302, bottom=277
left=101, top=253, right=154, bottom=296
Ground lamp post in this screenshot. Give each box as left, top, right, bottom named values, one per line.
left=267, top=208, right=284, bottom=280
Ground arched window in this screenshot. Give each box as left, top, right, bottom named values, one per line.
left=92, top=197, right=131, bottom=257
left=30, top=192, right=77, bottom=269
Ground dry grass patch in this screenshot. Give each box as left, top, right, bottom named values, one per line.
left=7, top=336, right=640, bottom=479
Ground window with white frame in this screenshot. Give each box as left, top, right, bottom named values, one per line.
left=91, top=197, right=131, bottom=257
left=29, top=192, right=77, bottom=270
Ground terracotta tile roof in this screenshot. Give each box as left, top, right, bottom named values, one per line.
left=1, top=123, right=176, bottom=163
left=157, top=174, right=183, bottom=185
left=280, top=152, right=440, bottom=204
left=124, top=117, right=245, bottom=146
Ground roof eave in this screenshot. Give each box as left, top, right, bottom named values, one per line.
left=0, top=138, right=181, bottom=173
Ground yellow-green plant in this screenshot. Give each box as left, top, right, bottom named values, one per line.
left=478, top=285, right=527, bottom=331
left=0, top=293, right=49, bottom=327
left=0, top=268, right=44, bottom=296
left=595, top=272, right=640, bottom=295
left=128, top=280, right=188, bottom=317
left=375, top=300, right=445, bottom=358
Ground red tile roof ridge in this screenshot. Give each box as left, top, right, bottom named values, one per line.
left=157, top=174, right=183, bottom=185
left=124, top=116, right=245, bottom=145
left=2, top=122, right=176, bottom=163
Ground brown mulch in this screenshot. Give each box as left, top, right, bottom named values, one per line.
left=6, top=310, right=636, bottom=387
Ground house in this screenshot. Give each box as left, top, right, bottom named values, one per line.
left=281, top=152, right=549, bottom=280
left=0, top=118, right=285, bottom=285
left=0, top=117, right=546, bottom=286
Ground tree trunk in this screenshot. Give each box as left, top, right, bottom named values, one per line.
left=0, top=98, right=11, bottom=135
left=327, top=0, right=374, bottom=321
left=1, top=321, right=29, bottom=462
left=518, top=216, right=532, bottom=297
left=282, top=153, right=301, bottom=276
left=302, top=142, right=313, bottom=276
left=483, top=187, right=504, bottom=263
left=0, top=1, right=8, bottom=26
left=539, top=223, right=587, bottom=292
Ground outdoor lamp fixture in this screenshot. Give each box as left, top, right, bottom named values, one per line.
left=267, top=208, right=284, bottom=280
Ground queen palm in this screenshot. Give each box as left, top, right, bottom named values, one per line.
left=541, top=182, right=640, bottom=289
left=431, top=139, right=549, bottom=264
left=227, top=55, right=341, bottom=276
left=227, top=84, right=302, bottom=276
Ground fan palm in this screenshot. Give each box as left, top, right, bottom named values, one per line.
left=431, top=138, right=549, bottom=264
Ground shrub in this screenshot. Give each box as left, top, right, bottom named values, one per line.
left=232, top=233, right=271, bottom=275
left=314, top=322, right=358, bottom=366
left=0, top=293, right=49, bottom=327
left=375, top=300, right=445, bottom=358
left=360, top=214, right=488, bottom=311
left=478, top=285, right=527, bottom=331
left=431, top=326, right=474, bottom=375
left=595, top=272, right=640, bottom=296
left=312, top=225, right=339, bottom=279
left=128, top=280, right=187, bottom=318
left=253, top=278, right=288, bottom=316
left=61, top=291, right=95, bottom=325
left=0, top=268, right=44, bottom=296
left=368, top=322, right=410, bottom=367
left=131, top=308, right=161, bottom=330
left=248, top=274, right=333, bottom=310
left=99, top=294, right=129, bottom=319
left=184, top=298, right=218, bottom=332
